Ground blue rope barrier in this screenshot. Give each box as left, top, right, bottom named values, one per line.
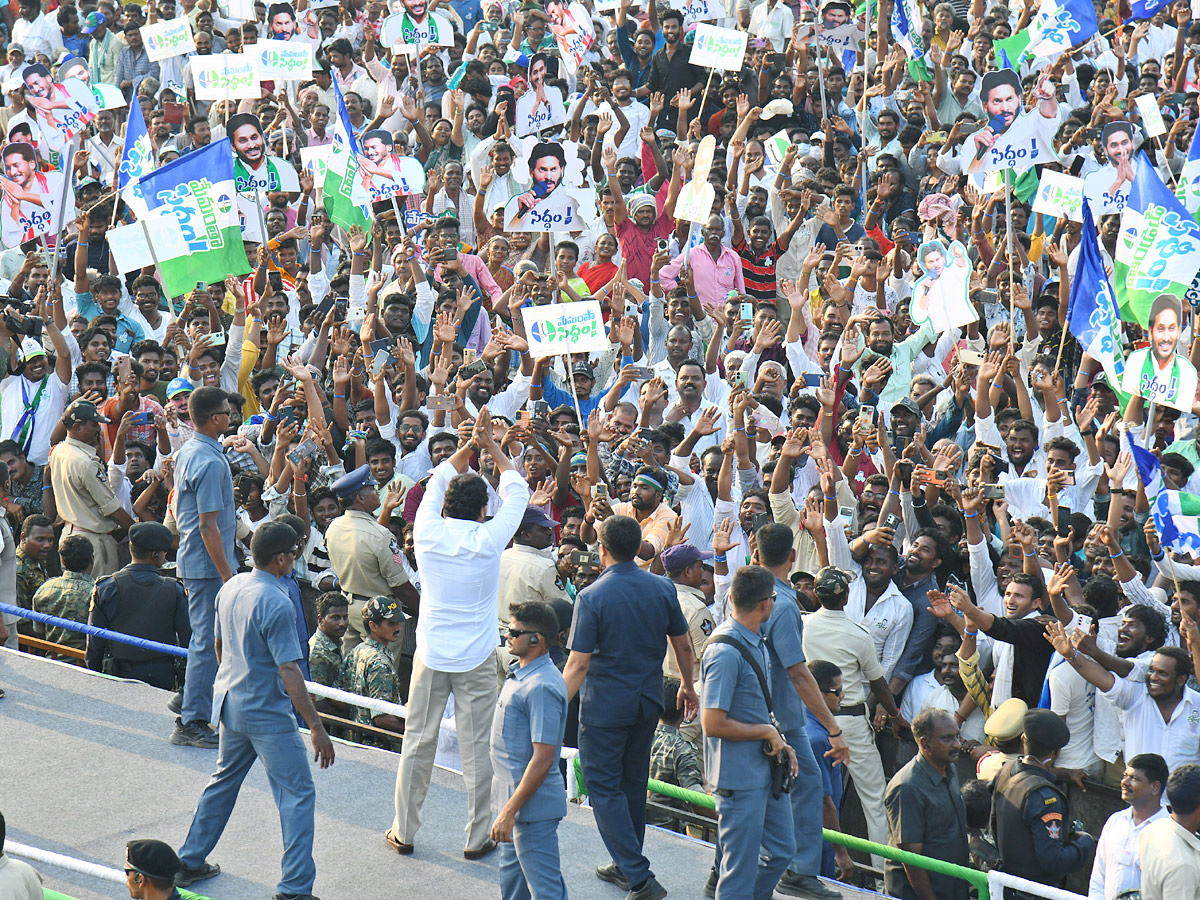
left=0, top=602, right=187, bottom=658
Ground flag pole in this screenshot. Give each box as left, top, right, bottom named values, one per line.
left=1054, top=316, right=1069, bottom=371
left=49, top=137, right=80, bottom=287
left=137, top=215, right=177, bottom=317
left=697, top=67, right=716, bottom=127
left=1005, top=167, right=1015, bottom=352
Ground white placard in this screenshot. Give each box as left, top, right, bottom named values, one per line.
left=109, top=212, right=189, bottom=274
left=192, top=54, right=260, bottom=101
left=1032, top=170, right=1085, bottom=222
left=254, top=42, right=315, bottom=81
left=522, top=300, right=610, bottom=357
left=224, top=0, right=255, bottom=18
left=143, top=18, right=196, bottom=61
left=92, top=83, right=126, bottom=109
left=1135, top=93, right=1167, bottom=138
left=300, top=145, right=330, bottom=184
left=672, top=0, right=724, bottom=23
left=689, top=24, right=747, bottom=71
left=675, top=179, right=715, bottom=224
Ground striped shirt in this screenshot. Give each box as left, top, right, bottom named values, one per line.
left=733, top=237, right=784, bottom=301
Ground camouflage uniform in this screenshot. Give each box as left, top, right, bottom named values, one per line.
left=31, top=571, right=96, bottom=658
left=344, top=636, right=398, bottom=729
left=16, top=546, right=48, bottom=609
left=308, top=629, right=346, bottom=690
left=647, top=722, right=705, bottom=830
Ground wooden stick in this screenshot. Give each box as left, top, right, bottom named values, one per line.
left=697, top=67, right=716, bottom=124
left=1005, top=168, right=1015, bottom=352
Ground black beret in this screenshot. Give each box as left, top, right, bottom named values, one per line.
left=126, top=840, right=181, bottom=881
left=129, top=522, right=173, bottom=553
left=1024, top=709, right=1070, bottom=751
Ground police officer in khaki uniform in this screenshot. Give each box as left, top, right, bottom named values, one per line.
left=324, top=465, right=414, bottom=664
left=662, top=543, right=715, bottom=762
left=49, top=400, right=134, bottom=576
left=496, top=505, right=566, bottom=682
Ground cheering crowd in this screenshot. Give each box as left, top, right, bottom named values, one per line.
left=9, top=0, right=1200, bottom=898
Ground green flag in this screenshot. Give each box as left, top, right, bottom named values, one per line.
left=994, top=29, right=1032, bottom=69
left=323, top=81, right=370, bottom=234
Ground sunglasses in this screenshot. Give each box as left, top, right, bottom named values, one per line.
left=505, top=628, right=538, bottom=639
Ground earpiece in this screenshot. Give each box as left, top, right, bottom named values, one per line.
left=529, top=633, right=539, bottom=645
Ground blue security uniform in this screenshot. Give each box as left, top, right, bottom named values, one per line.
left=174, top=430, right=236, bottom=726
left=177, top=569, right=318, bottom=897
left=761, top=577, right=823, bottom=878
left=701, top=619, right=796, bottom=900
left=491, top=654, right=570, bottom=900
left=568, top=559, right=688, bottom=889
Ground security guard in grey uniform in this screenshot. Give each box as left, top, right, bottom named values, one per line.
left=700, top=564, right=797, bottom=900
left=324, top=464, right=415, bottom=664
left=85, top=522, right=189, bottom=690
left=991, top=709, right=1096, bottom=899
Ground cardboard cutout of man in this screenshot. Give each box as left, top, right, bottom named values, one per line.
left=1122, top=293, right=1200, bottom=412
left=267, top=2, right=317, bottom=42
left=21, top=64, right=97, bottom=154
left=505, top=140, right=578, bottom=231
left=0, top=141, right=71, bottom=247
left=351, top=128, right=426, bottom=204
left=515, top=53, right=567, bottom=137
left=545, top=0, right=594, bottom=74
left=910, top=239, right=977, bottom=332
left=227, top=112, right=300, bottom=198
left=386, top=0, right=453, bottom=44
left=1082, top=120, right=1135, bottom=216
left=962, top=68, right=1058, bottom=176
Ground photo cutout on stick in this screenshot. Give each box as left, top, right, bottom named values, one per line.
left=0, top=141, right=73, bottom=247
left=515, top=52, right=568, bottom=137
left=1122, top=292, right=1200, bottom=412
left=1082, top=120, right=1135, bottom=216
left=227, top=112, right=300, bottom=197
left=351, top=128, right=426, bottom=204
left=909, top=239, right=977, bottom=333
left=505, top=140, right=579, bottom=231
left=21, top=63, right=98, bottom=154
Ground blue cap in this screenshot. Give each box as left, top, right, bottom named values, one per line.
left=330, top=464, right=377, bottom=499
left=166, top=376, right=194, bottom=399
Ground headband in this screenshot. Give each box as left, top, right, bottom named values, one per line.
left=634, top=473, right=665, bottom=494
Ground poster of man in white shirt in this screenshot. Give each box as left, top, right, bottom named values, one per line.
left=0, top=141, right=71, bottom=248
left=515, top=52, right=568, bottom=137
left=1083, top=121, right=1135, bottom=218
left=21, top=64, right=98, bottom=154
left=961, top=68, right=1058, bottom=176
left=505, top=140, right=579, bottom=231
left=1121, top=293, right=1200, bottom=413
left=353, top=128, right=426, bottom=205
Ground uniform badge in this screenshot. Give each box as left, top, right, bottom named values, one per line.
left=1045, top=821, right=1060, bottom=841
left=701, top=620, right=713, bottom=636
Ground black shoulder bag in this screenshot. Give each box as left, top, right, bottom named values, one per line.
left=709, top=634, right=795, bottom=798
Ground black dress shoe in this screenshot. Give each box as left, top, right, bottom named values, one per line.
left=464, top=839, right=497, bottom=860
left=384, top=829, right=413, bottom=855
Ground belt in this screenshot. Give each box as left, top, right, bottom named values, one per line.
left=342, top=591, right=373, bottom=602
left=837, top=704, right=866, bottom=717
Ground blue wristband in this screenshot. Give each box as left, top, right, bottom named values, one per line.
left=964, top=512, right=979, bottom=518
left=713, top=554, right=727, bottom=563
left=265, top=411, right=278, bottom=422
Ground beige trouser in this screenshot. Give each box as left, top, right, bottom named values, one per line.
left=392, top=650, right=497, bottom=851
left=838, top=712, right=888, bottom=864
left=64, top=524, right=119, bottom=577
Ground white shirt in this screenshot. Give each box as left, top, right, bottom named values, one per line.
left=12, top=12, right=64, bottom=61
left=824, top=512, right=914, bottom=681
left=1088, top=806, right=1168, bottom=900
left=413, top=461, right=530, bottom=672
left=920, top=684, right=986, bottom=743
left=1049, top=661, right=1101, bottom=771
left=1103, top=677, right=1200, bottom=774
left=0, top=371, right=69, bottom=465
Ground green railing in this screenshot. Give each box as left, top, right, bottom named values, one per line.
left=573, top=758, right=992, bottom=899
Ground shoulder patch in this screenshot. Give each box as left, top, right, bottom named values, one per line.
left=701, top=620, right=714, bottom=636
left=1041, top=811, right=1062, bottom=823
left=1045, top=820, right=1060, bottom=841
left=1043, top=796, right=1057, bottom=805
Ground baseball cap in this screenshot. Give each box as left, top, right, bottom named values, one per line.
left=166, top=376, right=194, bottom=399
left=64, top=400, right=111, bottom=426
left=81, top=12, right=106, bottom=33
left=814, top=565, right=856, bottom=599
left=661, top=543, right=714, bottom=573
left=362, top=595, right=407, bottom=623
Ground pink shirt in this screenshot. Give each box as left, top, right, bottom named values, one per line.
left=659, top=245, right=745, bottom=310
left=436, top=251, right=502, bottom=308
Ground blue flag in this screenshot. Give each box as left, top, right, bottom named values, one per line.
left=1067, top=201, right=1124, bottom=388
left=1027, top=0, right=1098, bottom=57
left=117, top=99, right=153, bottom=215
left=1124, top=428, right=1163, bottom=498
left=1130, top=0, right=1171, bottom=19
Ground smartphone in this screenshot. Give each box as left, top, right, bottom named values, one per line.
left=518, top=409, right=532, bottom=427
left=278, top=406, right=296, bottom=426
left=838, top=505, right=855, bottom=525
left=462, top=348, right=478, bottom=365
left=287, top=438, right=319, bottom=466
left=982, top=483, right=1006, bottom=499
left=903, top=231, right=922, bottom=245
left=883, top=512, right=901, bottom=531
left=117, top=355, right=131, bottom=378
left=1059, top=470, right=1076, bottom=485
left=459, top=358, right=487, bottom=380
left=426, top=394, right=455, bottom=410
left=268, top=271, right=283, bottom=293
left=131, top=411, right=152, bottom=426
left=1057, top=504, right=1072, bottom=537
left=631, top=366, right=656, bottom=381
left=370, top=349, right=389, bottom=377
left=207, top=332, right=226, bottom=347
left=802, top=373, right=823, bottom=388
left=370, top=337, right=393, bottom=357
left=856, top=406, right=875, bottom=430
left=977, top=289, right=998, bottom=304
left=570, top=550, right=600, bottom=567
left=532, top=399, right=550, bottom=418
left=751, top=512, right=770, bottom=532
left=926, top=131, right=947, bottom=143
left=637, top=426, right=653, bottom=439
left=593, top=482, right=609, bottom=500
left=732, top=368, right=748, bottom=389
left=1008, top=544, right=1022, bottom=561
left=1172, top=92, right=1188, bottom=104
left=958, top=349, right=985, bottom=366
left=740, top=302, right=753, bottom=321
left=481, top=20, right=498, bottom=30
left=316, top=294, right=335, bottom=321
